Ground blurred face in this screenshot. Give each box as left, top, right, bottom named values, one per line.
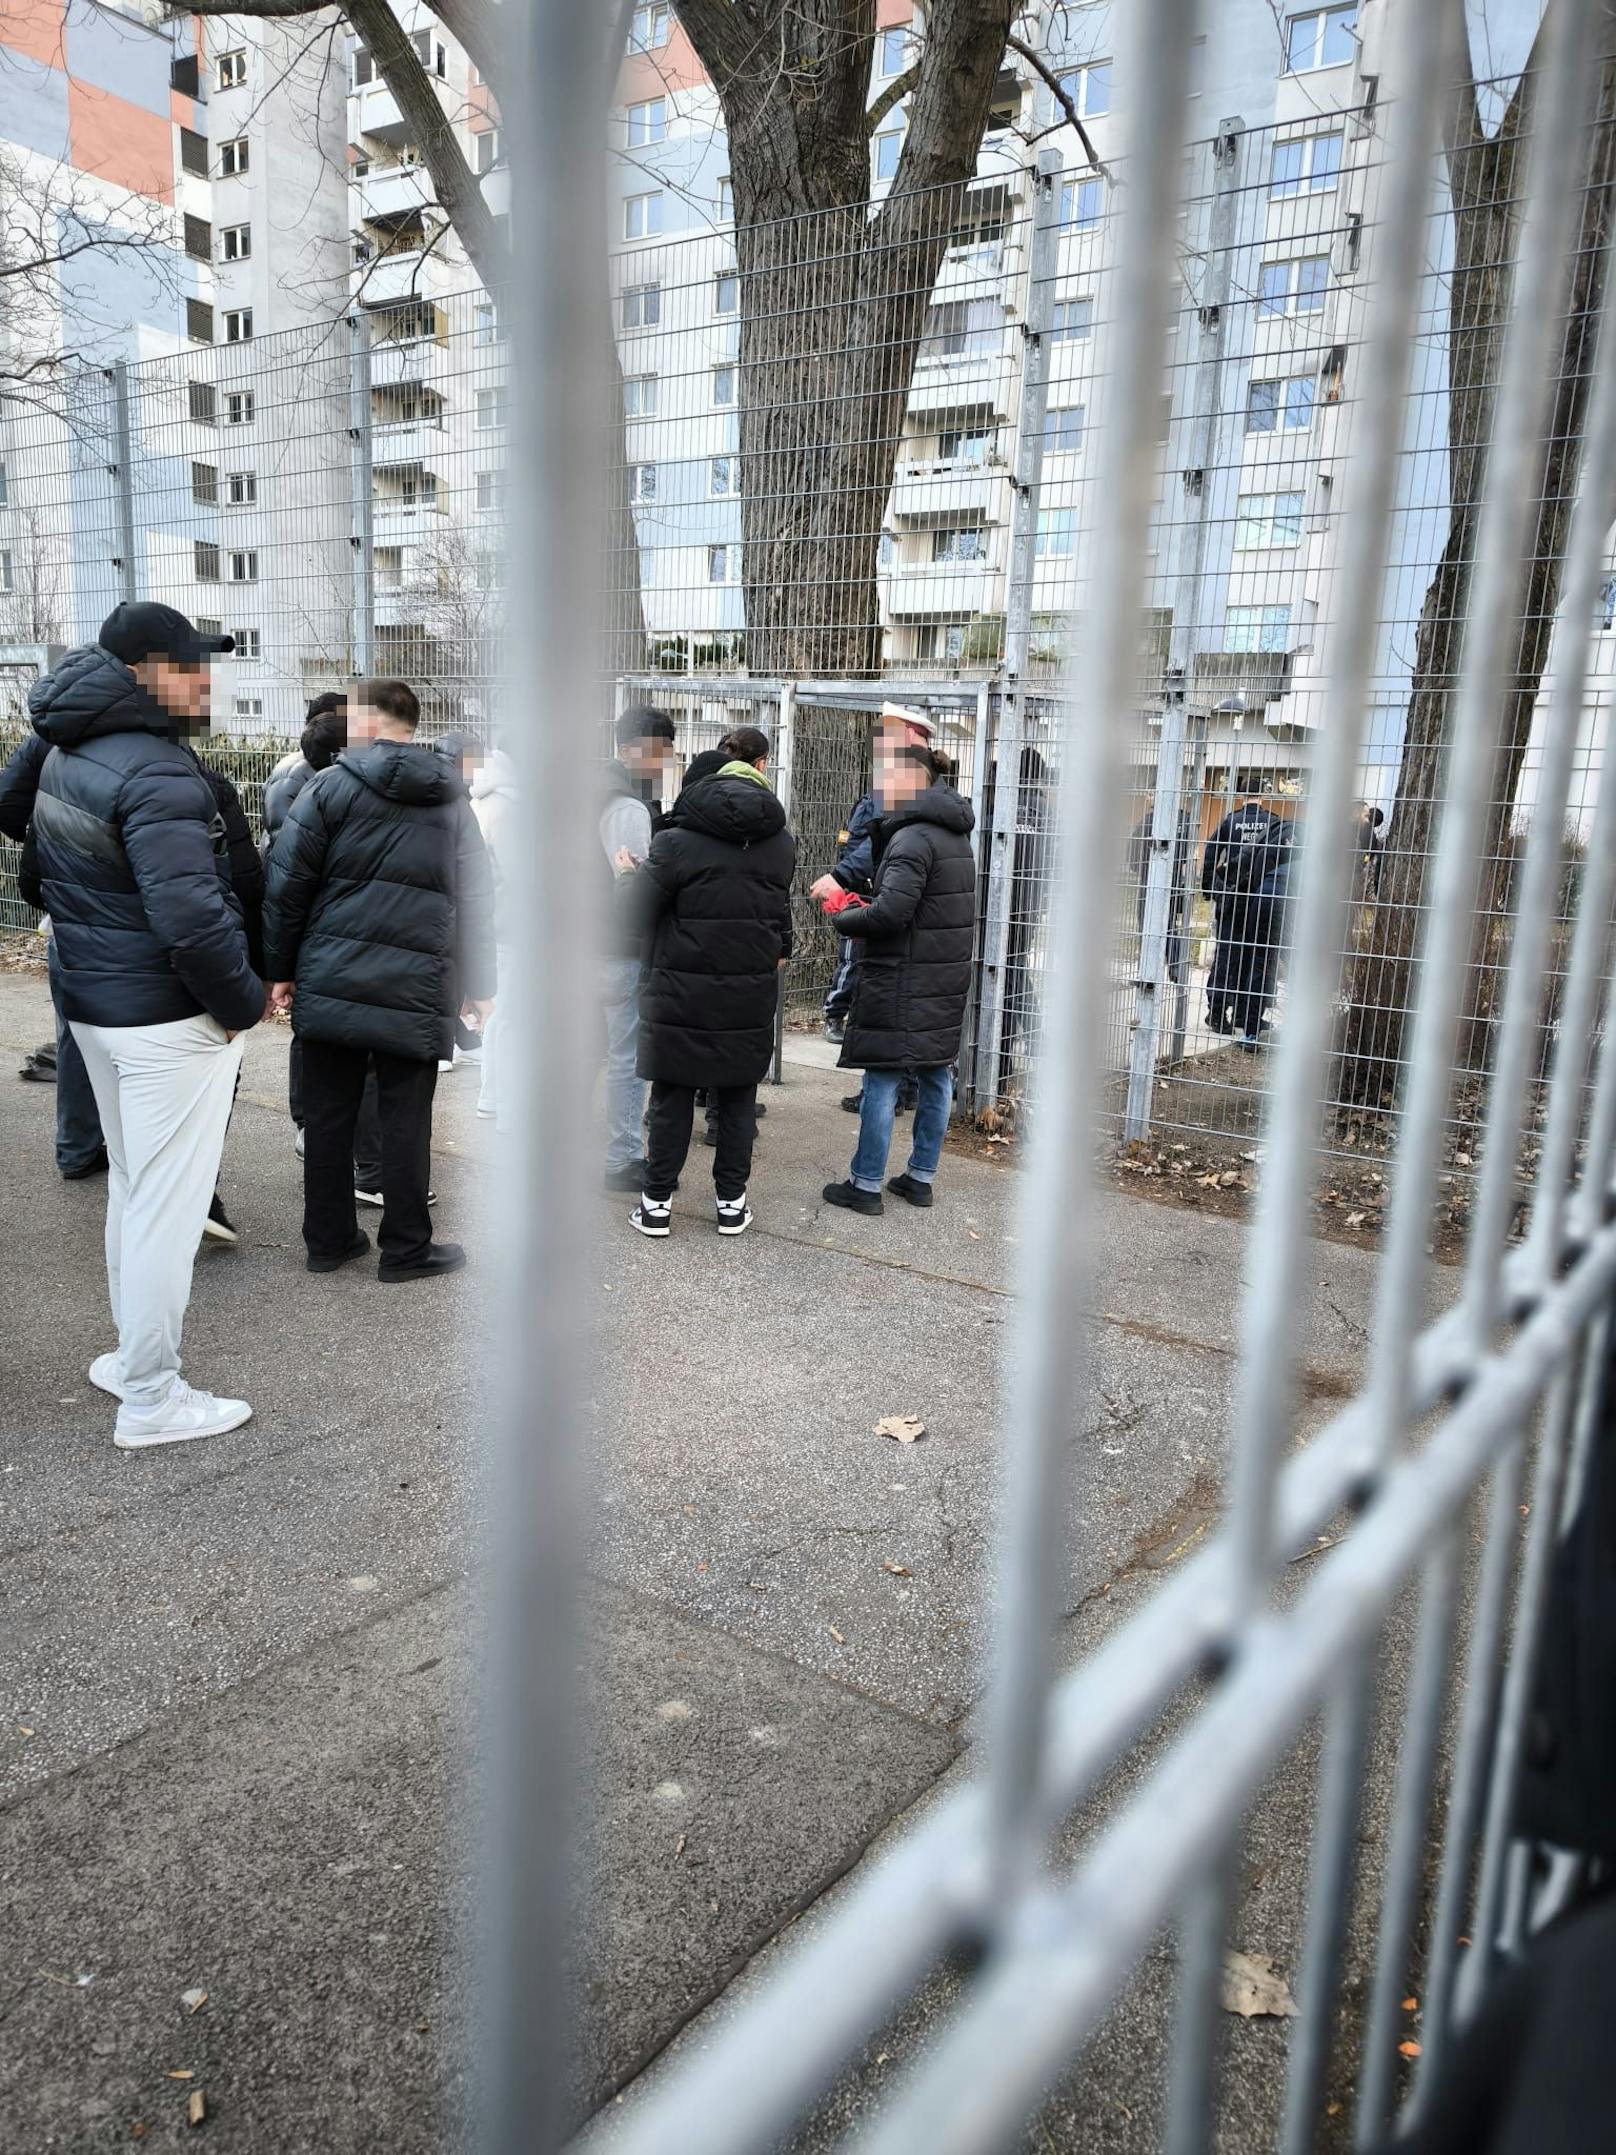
left=133, top=654, right=209, bottom=727
left=347, top=694, right=384, bottom=742
left=624, top=735, right=672, bottom=788
left=882, top=753, right=931, bottom=807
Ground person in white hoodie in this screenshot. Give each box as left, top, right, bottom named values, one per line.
left=470, top=743, right=518, bottom=1126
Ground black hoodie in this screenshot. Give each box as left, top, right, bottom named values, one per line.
left=836, top=784, right=977, bottom=1072
left=27, top=645, right=262, bottom=1032
left=620, top=766, right=796, bottom=1089
left=263, top=736, right=496, bottom=1062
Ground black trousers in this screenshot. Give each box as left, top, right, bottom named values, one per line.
left=300, top=1038, right=437, bottom=1265
left=289, top=1033, right=383, bottom=1185
left=646, top=1081, right=756, bottom=1203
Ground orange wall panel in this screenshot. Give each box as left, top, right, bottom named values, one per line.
left=617, top=23, right=708, bottom=101
left=1, top=0, right=66, bottom=70
left=875, top=0, right=914, bottom=25
left=170, top=89, right=196, bottom=132
left=69, top=84, right=173, bottom=203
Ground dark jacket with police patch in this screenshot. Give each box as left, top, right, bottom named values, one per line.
left=837, top=785, right=977, bottom=1072
left=27, top=646, right=263, bottom=1032
left=262, top=737, right=496, bottom=1062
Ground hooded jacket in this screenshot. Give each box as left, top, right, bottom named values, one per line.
left=837, top=784, right=977, bottom=1072
left=620, top=762, right=796, bottom=1088
left=261, top=748, right=315, bottom=852
left=470, top=748, right=517, bottom=914
left=262, top=735, right=496, bottom=1062
left=26, top=645, right=263, bottom=1032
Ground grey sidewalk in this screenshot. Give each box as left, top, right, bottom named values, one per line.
left=0, top=968, right=1408, bottom=2149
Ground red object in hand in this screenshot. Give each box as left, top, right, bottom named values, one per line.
left=820, top=886, right=869, bottom=917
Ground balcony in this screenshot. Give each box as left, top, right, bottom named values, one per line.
left=356, top=241, right=457, bottom=308
left=883, top=554, right=1000, bottom=617
left=889, top=456, right=1005, bottom=522
left=353, top=159, right=434, bottom=223
left=370, top=415, right=447, bottom=467
left=373, top=495, right=448, bottom=546
left=905, top=352, right=1011, bottom=420
left=351, top=78, right=407, bottom=140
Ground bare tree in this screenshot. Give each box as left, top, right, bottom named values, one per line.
left=0, top=506, right=66, bottom=644
left=1338, top=8, right=1616, bottom=1100
left=377, top=511, right=503, bottom=729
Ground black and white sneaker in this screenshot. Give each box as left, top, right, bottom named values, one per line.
left=716, top=1193, right=752, bottom=1237
left=202, top=1193, right=238, bottom=1245
left=630, top=1194, right=672, bottom=1238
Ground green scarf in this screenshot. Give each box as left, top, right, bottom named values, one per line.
left=717, top=759, right=770, bottom=789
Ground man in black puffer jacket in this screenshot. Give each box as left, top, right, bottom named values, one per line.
left=821, top=744, right=976, bottom=1218
left=29, top=601, right=265, bottom=1450
left=263, top=678, right=495, bottom=1282
left=613, top=726, right=794, bottom=1239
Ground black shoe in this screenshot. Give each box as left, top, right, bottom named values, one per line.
left=202, top=1192, right=238, bottom=1245
left=822, top=1179, right=883, bottom=1216
left=1206, top=1005, right=1233, bottom=1036
left=604, top=1158, right=649, bottom=1191
left=61, top=1147, right=110, bottom=1181
left=378, top=1241, right=467, bottom=1282
left=896, top=1089, right=918, bottom=1114
left=841, top=1093, right=865, bottom=1114
left=755, top=1101, right=767, bottom=1119
left=701, top=1123, right=718, bottom=1147
left=631, top=1195, right=673, bottom=1238
left=887, top=1173, right=934, bottom=1209
left=307, top=1228, right=371, bottom=1274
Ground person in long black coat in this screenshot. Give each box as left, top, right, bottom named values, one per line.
left=613, top=728, right=794, bottom=1239
left=822, top=745, right=976, bottom=1217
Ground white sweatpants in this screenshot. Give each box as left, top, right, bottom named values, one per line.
left=476, top=944, right=514, bottom=1128
left=71, top=1013, right=246, bottom=1412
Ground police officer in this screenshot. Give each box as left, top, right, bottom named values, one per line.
left=1201, top=793, right=1292, bottom=1048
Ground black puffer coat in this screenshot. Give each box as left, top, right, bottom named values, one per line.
left=623, top=768, right=795, bottom=1088
left=27, top=646, right=263, bottom=1031
left=837, top=785, right=977, bottom=1072
left=262, top=737, right=495, bottom=1062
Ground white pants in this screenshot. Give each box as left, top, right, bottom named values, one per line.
left=476, top=944, right=514, bottom=1128
left=71, top=1013, right=246, bottom=1412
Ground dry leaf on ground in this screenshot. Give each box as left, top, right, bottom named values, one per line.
left=1220, top=1950, right=1299, bottom=2020
left=1399, top=2039, right=1422, bottom=2059
left=882, top=1561, right=912, bottom=1577
left=187, top=2088, right=206, bottom=2125
left=180, top=1988, right=208, bottom=2014
left=874, top=1415, right=926, bottom=1445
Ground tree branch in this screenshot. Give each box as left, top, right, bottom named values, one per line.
left=672, top=0, right=757, bottom=91
left=1005, top=32, right=1109, bottom=177
left=866, top=61, right=919, bottom=136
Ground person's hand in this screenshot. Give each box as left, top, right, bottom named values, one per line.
left=809, top=872, right=839, bottom=904
left=613, top=847, right=639, bottom=875
left=777, top=957, right=788, bottom=970
left=460, top=997, right=494, bottom=1030
left=268, top=980, right=293, bottom=1014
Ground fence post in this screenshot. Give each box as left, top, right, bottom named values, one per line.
left=974, top=146, right=1061, bottom=1110
left=108, top=363, right=137, bottom=605
left=771, top=678, right=797, bottom=1085
left=960, top=679, right=995, bottom=1109
left=1123, top=118, right=1245, bottom=1144
left=348, top=315, right=375, bottom=676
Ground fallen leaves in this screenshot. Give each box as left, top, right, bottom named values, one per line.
left=826, top=1624, right=845, bottom=1645
left=167, top=2070, right=195, bottom=2082
left=875, top=1414, right=926, bottom=1445
left=180, top=1988, right=208, bottom=2015
left=1398, top=2039, right=1421, bottom=2059
left=881, top=1561, right=912, bottom=1578
left=187, top=2088, right=207, bottom=2126
left=1220, top=1950, right=1298, bottom=2020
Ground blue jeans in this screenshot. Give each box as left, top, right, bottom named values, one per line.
left=48, top=934, right=105, bottom=1175
left=850, top=1066, right=953, bottom=1192
left=602, top=956, right=646, bottom=1170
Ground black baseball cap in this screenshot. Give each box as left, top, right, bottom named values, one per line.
left=99, top=601, right=234, bottom=664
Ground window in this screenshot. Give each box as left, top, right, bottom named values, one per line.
left=624, top=191, right=663, bottom=241
left=710, top=455, right=735, bottom=496
left=914, top=622, right=967, bottom=665
left=1269, top=132, right=1341, bottom=198
left=226, top=390, right=256, bottom=426
left=1599, top=575, right=1616, bottom=633
left=180, top=127, right=208, bottom=178
left=1051, top=297, right=1095, bottom=341
left=1246, top=374, right=1315, bottom=432
left=1223, top=604, right=1292, bottom=652
left=219, top=222, right=251, bottom=261
left=939, top=427, right=993, bottom=464
left=195, top=541, right=220, bottom=581
left=919, top=299, right=999, bottom=360
left=475, top=129, right=502, bottom=175
left=627, top=98, right=666, bottom=149
left=878, top=531, right=896, bottom=568
left=932, top=526, right=986, bottom=563
left=188, top=381, right=217, bottom=425
left=216, top=48, right=246, bottom=90
left=874, top=130, right=902, bottom=181
left=0, top=459, right=7, bottom=506
left=219, top=135, right=249, bottom=178
left=1060, top=178, right=1105, bottom=230
left=186, top=298, right=215, bottom=344
left=191, top=461, right=218, bottom=505
left=708, top=543, right=740, bottom=583
left=353, top=45, right=375, bottom=87
left=1044, top=404, right=1086, bottom=453
left=879, top=27, right=910, bottom=75
left=621, top=282, right=660, bottom=330
left=1035, top=509, right=1074, bottom=558
left=229, top=549, right=258, bottom=582
left=714, top=271, right=738, bottom=316
left=1234, top=490, right=1304, bottom=548
left=183, top=213, right=211, bottom=261
left=375, top=547, right=404, bottom=589
left=476, top=470, right=506, bottom=511
left=409, top=29, right=446, bottom=76
left=194, top=617, right=223, bottom=638
left=172, top=53, right=199, bottom=97
left=1057, top=60, right=1111, bottom=119
left=1286, top=5, right=1356, bottom=74
left=624, top=374, right=658, bottom=419
left=475, top=385, right=509, bottom=429
left=717, top=176, right=733, bottom=221
left=1257, top=256, right=1328, bottom=315
left=712, top=364, right=737, bottom=407
left=0, top=549, right=13, bottom=595
left=235, top=627, right=261, bottom=659
left=226, top=471, right=257, bottom=507
left=632, top=4, right=670, bottom=49
left=628, top=463, right=656, bottom=504
left=224, top=308, right=253, bottom=342
left=474, top=299, right=506, bottom=345
left=233, top=696, right=264, bottom=721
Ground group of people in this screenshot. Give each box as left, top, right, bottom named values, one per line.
left=2, top=603, right=497, bottom=1451
left=600, top=699, right=976, bottom=1235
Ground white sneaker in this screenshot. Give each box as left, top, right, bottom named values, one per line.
left=630, top=1194, right=672, bottom=1238
left=89, top=1353, right=125, bottom=1401
left=113, top=1382, right=253, bottom=1451
left=716, top=1193, right=753, bottom=1237
left=453, top=1043, right=483, bottom=1066
left=437, top=1058, right=455, bottom=1074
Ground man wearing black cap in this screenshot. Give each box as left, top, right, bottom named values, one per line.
left=28, top=602, right=265, bottom=1449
